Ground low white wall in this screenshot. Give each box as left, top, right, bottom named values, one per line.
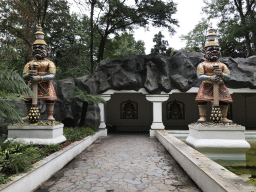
left=155, top=130, right=256, bottom=192
left=0, top=130, right=106, bottom=192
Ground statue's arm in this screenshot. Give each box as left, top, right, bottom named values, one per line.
left=197, top=62, right=210, bottom=81
left=40, top=73, right=55, bottom=81
left=222, top=73, right=231, bottom=81
left=221, top=64, right=231, bottom=81
left=197, top=74, right=210, bottom=81
left=40, top=61, right=56, bottom=81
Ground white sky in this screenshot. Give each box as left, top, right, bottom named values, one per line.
left=69, top=0, right=210, bottom=54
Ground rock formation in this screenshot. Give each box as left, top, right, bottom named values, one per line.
left=1, top=50, right=256, bottom=134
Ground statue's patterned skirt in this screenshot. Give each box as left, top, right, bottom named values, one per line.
left=196, top=82, right=232, bottom=103
left=23, top=81, right=57, bottom=101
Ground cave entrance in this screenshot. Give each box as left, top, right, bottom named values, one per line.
left=105, top=92, right=152, bottom=133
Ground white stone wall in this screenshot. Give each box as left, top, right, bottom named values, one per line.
left=104, top=92, right=256, bottom=131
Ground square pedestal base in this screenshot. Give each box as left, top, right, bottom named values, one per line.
left=7, top=123, right=67, bottom=145
left=186, top=123, right=250, bottom=160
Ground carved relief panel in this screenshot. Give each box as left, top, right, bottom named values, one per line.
left=121, top=99, right=138, bottom=119
left=166, top=100, right=185, bottom=119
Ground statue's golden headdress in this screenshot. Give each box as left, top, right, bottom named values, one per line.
left=204, top=27, right=219, bottom=47
left=33, top=23, right=47, bottom=46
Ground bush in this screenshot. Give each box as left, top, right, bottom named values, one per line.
left=10, top=153, right=31, bottom=174
left=0, top=173, right=10, bottom=184
left=43, top=144, right=61, bottom=156
left=24, top=146, right=44, bottom=163
left=64, top=127, right=95, bottom=141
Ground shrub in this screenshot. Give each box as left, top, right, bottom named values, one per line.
left=24, top=146, right=44, bottom=163
left=10, top=153, right=31, bottom=174
left=0, top=173, right=10, bottom=184
left=43, top=144, right=61, bottom=156
left=64, top=127, right=95, bottom=141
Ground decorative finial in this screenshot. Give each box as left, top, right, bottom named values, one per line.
left=33, top=19, right=47, bottom=45
left=204, top=27, right=219, bottom=47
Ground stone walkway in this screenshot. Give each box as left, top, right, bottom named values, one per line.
left=36, top=134, right=201, bottom=192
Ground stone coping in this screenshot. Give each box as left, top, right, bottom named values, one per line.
left=0, top=129, right=107, bottom=192
left=156, top=130, right=256, bottom=192
left=8, top=124, right=63, bottom=130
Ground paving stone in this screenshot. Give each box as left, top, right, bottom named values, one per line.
left=112, top=173, right=125, bottom=179
left=35, top=134, right=201, bottom=192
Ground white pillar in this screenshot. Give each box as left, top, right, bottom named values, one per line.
left=99, top=95, right=111, bottom=130
left=146, top=94, right=169, bottom=137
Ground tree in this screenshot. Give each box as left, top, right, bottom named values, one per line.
left=105, top=32, right=145, bottom=59
left=0, top=0, right=92, bottom=78
left=151, top=31, right=173, bottom=56
left=203, top=0, right=256, bottom=57
left=180, top=19, right=209, bottom=52
left=81, top=0, right=178, bottom=64
left=218, top=18, right=247, bottom=57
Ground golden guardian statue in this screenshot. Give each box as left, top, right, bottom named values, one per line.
left=196, top=27, right=232, bottom=123
left=22, top=24, right=57, bottom=123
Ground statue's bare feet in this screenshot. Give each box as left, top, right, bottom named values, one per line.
left=222, top=118, right=233, bottom=123
left=197, top=117, right=207, bottom=122
left=47, top=117, right=55, bottom=121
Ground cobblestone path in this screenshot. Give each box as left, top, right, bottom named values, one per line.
left=36, top=134, right=201, bottom=192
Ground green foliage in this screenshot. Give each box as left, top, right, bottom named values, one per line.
left=218, top=19, right=248, bottom=57
left=10, top=153, right=32, bottom=174
left=180, top=19, right=209, bottom=52
left=0, top=66, right=34, bottom=122
left=0, top=1, right=93, bottom=77
left=203, top=0, right=256, bottom=57
left=0, top=173, right=10, bottom=184
left=64, top=127, right=95, bottom=141
left=70, top=87, right=106, bottom=104
left=85, top=0, right=178, bottom=61
left=105, top=32, right=145, bottom=59
left=43, top=144, right=61, bottom=156
left=23, top=146, right=44, bottom=163
left=151, top=31, right=173, bottom=56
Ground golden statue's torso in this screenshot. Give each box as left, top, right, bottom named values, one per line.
left=23, top=58, right=56, bottom=76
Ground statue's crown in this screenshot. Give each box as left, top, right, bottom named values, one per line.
left=204, top=27, right=219, bottom=47
left=33, top=23, right=47, bottom=46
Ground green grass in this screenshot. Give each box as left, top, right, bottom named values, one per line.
left=0, top=126, right=95, bottom=185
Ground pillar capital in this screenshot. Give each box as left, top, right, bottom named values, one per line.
left=146, top=94, right=169, bottom=102
left=101, top=94, right=111, bottom=101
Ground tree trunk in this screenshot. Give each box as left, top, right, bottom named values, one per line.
left=90, top=0, right=96, bottom=74
left=97, top=35, right=107, bottom=62
left=234, top=0, right=252, bottom=57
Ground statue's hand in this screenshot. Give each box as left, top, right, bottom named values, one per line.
left=30, top=76, right=41, bottom=82
left=210, top=74, right=221, bottom=82
left=214, top=69, right=222, bottom=76
left=29, top=70, right=37, bottom=76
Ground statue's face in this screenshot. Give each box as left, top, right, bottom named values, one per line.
left=32, top=44, right=48, bottom=60
left=203, top=46, right=221, bottom=61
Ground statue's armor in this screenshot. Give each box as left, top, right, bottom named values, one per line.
left=23, top=58, right=57, bottom=101
left=196, top=61, right=232, bottom=103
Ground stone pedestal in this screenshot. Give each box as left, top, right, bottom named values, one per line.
left=7, top=124, right=66, bottom=145
left=186, top=123, right=250, bottom=160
